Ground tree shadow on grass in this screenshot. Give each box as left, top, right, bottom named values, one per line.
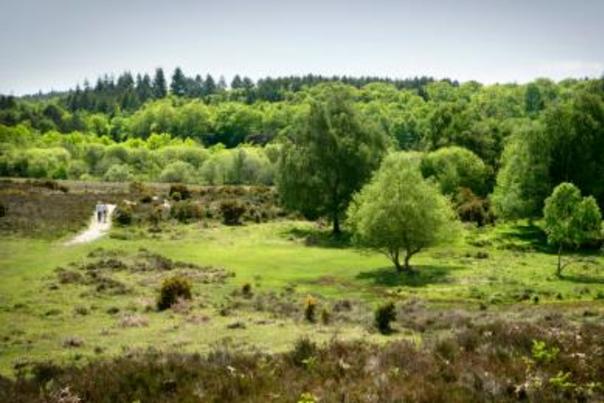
left=560, top=264, right=604, bottom=284
left=282, top=226, right=352, bottom=249
left=356, top=265, right=461, bottom=288
left=562, top=274, right=604, bottom=285
left=497, top=223, right=552, bottom=253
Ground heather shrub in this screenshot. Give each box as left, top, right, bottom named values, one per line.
left=220, top=199, right=246, bottom=225
left=375, top=301, right=396, bottom=334
left=290, top=337, right=317, bottom=366
left=157, top=276, right=192, bottom=311
left=171, top=200, right=203, bottom=223
left=320, top=308, right=330, bottom=325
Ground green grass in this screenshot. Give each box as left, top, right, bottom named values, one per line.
left=0, top=219, right=603, bottom=377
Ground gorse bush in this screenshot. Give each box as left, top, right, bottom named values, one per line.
left=304, top=296, right=317, bottom=323
left=220, top=199, right=246, bottom=225
left=157, top=276, right=192, bottom=310
left=374, top=301, right=396, bottom=334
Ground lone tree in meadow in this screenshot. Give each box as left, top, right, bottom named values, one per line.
left=543, top=182, right=602, bottom=277
left=347, top=152, right=460, bottom=273
left=277, top=84, right=388, bottom=234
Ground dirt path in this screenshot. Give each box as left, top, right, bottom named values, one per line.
left=65, top=204, right=116, bottom=245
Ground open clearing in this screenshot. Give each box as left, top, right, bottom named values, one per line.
left=1, top=213, right=603, bottom=376
left=0, top=180, right=603, bottom=402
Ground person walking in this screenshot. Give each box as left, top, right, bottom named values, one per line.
left=95, top=202, right=103, bottom=223
left=102, top=203, right=108, bottom=223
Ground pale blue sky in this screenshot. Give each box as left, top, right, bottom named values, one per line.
left=1, top=0, right=603, bottom=95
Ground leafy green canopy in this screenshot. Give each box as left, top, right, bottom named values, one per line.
left=347, top=152, right=460, bottom=272
left=420, top=146, right=489, bottom=196
left=543, top=182, right=602, bottom=276
left=277, top=85, right=389, bottom=234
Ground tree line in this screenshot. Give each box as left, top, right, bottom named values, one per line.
left=0, top=75, right=603, bottom=274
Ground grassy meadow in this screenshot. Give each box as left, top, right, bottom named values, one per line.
left=0, top=179, right=603, bottom=401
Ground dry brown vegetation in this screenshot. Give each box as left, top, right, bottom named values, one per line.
left=1, top=318, right=603, bottom=402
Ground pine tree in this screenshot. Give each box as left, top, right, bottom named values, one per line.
left=202, top=74, right=216, bottom=96
left=152, top=68, right=167, bottom=98
left=170, top=67, right=187, bottom=96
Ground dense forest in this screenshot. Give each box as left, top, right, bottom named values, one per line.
left=1, top=68, right=603, bottom=222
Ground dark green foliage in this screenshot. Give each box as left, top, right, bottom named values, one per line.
left=241, top=283, right=252, bottom=298
left=139, top=194, right=152, bottom=203
left=169, top=184, right=191, bottom=200
left=157, top=276, right=192, bottom=310
left=374, top=301, right=396, bottom=334
left=114, top=205, right=133, bottom=226
left=220, top=199, right=246, bottom=225
left=277, top=84, right=388, bottom=234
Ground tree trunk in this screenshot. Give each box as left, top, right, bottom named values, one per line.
left=404, top=253, right=412, bottom=272
left=392, top=250, right=403, bottom=273
left=556, top=244, right=563, bottom=277
left=332, top=213, right=341, bottom=236
left=392, top=249, right=415, bottom=274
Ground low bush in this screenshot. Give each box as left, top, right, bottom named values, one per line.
left=304, top=295, right=317, bottom=323
left=157, top=276, right=192, bottom=311
left=169, top=184, right=191, bottom=200
left=242, top=283, right=253, bottom=298
left=171, top=200, right=203, bottom=223
left=220, top=199, right=246, bottom=225
left=290, top=337, right=317, bottom=366
left=374, top=301, right=396, bottom=334
left=455, top=188, right=495, bottom=226
left=320, top=308, right=330, bottom=325
left=139, top=194, right=153, bottom=203
left=114, top=205, right=133, bottom=226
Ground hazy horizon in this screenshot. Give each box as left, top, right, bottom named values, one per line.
left=1, top=0, right=603, bottom=95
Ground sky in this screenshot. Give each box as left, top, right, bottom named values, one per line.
left=0, top=0, right=603, bottom=95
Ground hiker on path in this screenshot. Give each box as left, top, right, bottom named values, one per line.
left=95, top=202, right=103, bottom=223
